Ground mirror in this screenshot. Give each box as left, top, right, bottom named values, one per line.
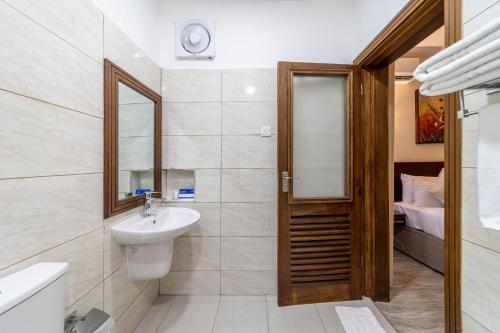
left=104, top=59, right=162, bottom=218
left=118, top=83, right=155, bottom=199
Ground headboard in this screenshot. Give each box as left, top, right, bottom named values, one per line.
left=394, top=161, right=444, bottom=202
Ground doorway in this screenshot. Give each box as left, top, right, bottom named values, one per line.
left=354, top=0, right=462, bottom=331
left=375, top=26, right=447, bottom=332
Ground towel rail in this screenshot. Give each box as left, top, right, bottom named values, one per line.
left=457, top=79, right=500, bottom=119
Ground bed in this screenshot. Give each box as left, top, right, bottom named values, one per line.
left=393, top=162, right=445, bottom=273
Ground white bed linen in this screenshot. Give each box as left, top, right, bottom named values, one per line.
left=394, top=202, right=444, bottom=240
left=420, top=208, right=445, bottom=240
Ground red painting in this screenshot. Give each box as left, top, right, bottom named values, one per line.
left=415, top=90, right=445, bottom=144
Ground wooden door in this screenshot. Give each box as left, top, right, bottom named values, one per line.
left=277, top=62, right=362, bottom=306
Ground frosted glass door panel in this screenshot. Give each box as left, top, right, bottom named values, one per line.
left=292, top=75, right=347, bottom=199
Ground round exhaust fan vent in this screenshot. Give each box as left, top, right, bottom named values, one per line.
left=176, top=19, right=215, bottom=59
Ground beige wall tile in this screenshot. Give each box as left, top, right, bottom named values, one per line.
left=462, top=241, right=500, bottom=331
left=163, top=136, right=221, bottom=169
left=104, top=223, right=126, bottom=278
left=222, top=102, right=276, bottom=135
left=4, top=0, right=103, bottom=62
left=164, top=103, right=221, bottom=135
left=461, top=3, right=500, bottom=331
left=462, top=311, right=491, bottom=333
left=160, top=271, right=220, bottom=295
left=0, top=229, right=104, bottom=308
left=463, top=0, right=499, bottom=23
left=462, top=168, right=500, bottom=253
left=221, top=203, right=276, bottom=236
left=464, top=1, right=500, bottom=35
left=0, top=90, right=102, bottom=179
left=221, top=169, right=277, bottom=202
left=462, top=116, right=478, bottom=168
left=104, top=265, right=150, bottom=320
left=222, top=69, right=277, bottom=102
left=0, top=174, right=102, bottom=269
left=167, top=202, right=221, bottom=236
left=221, top=237, right=276, bottom=270
left=113, top=280, right=158, bottom=333
left=196, top=169, right=221, bottom=203
left=0, top=1, right=103, bottom=117
left=66, top=283, right=104, bottom=316
left=162, top=69, right=221, bottom=102
left=221, top=271, right=276, bottom=295
left=171, top=237, right=221, bottom=271
left=104, top=17, right=161, bottom=93
left=133, top=295, right=175, bottom=333
left=222, top=136, right=276, bottom=168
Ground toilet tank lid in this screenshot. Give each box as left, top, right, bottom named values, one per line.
left=0, top=262, right=68, bottom=315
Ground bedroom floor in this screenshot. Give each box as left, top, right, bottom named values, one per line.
left=375, top=250, right=444, bottom=333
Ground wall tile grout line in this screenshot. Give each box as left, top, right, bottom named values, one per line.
left=0, top=87, right=104, bottom=120
left=115, top=280, right=155, bottom=323
left=462, top=239, right=500, bottom=256
left=265, top=295, right=270, bottom=333
left=464, top=0, right=500, bottom=25
left=219, top=69, right=223, bottom=295
left=0, top=171, right=103, bottom=182
left=0, top=225, right=104, bottom=272
left=0, top=0, right=103, bottom=65
left=66, top=281, right=103, bottom=312
left=462, top=310, right=493, bottom=332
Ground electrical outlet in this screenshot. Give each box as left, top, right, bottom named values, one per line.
left=260, top=126, right=272, bottom=137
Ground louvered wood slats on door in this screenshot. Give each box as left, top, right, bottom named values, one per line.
left=289, top=215, right=351, bottom=285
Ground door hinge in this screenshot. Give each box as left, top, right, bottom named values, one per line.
left=361, top=83, right=364, bottom=95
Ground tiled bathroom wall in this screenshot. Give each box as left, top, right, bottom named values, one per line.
left=159, top=69, right=278, bottom=295
left=461, top=1, right=500, bottom=332
left=0, top=1, right=161, bottom=331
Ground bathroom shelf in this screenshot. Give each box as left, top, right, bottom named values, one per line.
left=162, top=169, right=196, bottom=202
left=163, top=199, right=195, bottom=203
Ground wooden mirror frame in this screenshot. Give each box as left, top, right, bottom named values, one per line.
left=104, top=59, right=162, bottom=218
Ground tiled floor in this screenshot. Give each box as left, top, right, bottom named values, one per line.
left=134, top=295, right=396, bottom=333
left=376, top=250, right=445, bottom=333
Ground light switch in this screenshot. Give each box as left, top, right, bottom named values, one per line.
left=260, top=126, right=272, bottom=137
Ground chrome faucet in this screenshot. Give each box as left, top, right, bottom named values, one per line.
left=144, top=191, right=161, bottom=217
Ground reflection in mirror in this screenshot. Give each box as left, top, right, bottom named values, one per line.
left=118, top=82, right=155, bottom=199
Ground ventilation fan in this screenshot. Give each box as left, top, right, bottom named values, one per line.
left=176, top=19, right=215, bottom=59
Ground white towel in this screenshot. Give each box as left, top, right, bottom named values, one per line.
left=414, top=17, right=500, bottom=96
left=335, top=306, right=386, bottom=333
left=419, top=62, right=500, bottom=96
left=414, top=16, right=500, bottom=81
left=478, top=102, right=500, bottom=230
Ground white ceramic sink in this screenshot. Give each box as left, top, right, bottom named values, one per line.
left=111, top=207, right=200, bottom=245
left=111, top=207, right=200, bottom=280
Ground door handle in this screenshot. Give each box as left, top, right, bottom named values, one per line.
left=282, top=171, right=292, bottom=192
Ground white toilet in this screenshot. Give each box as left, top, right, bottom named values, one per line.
left=0, top=262, right=68, bottom=333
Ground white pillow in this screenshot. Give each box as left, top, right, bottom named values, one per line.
left=401, top=174, right=414, bottom=203
left=400, top=174, right=438, bottom=203
left=413, top=177, right=443, bottom=207
left=429, top=168, right=445, bottom=205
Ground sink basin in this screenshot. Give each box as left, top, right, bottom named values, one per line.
left=111, top=207, right=200, bottom=245
left=111, top=207, right=200, bottom=280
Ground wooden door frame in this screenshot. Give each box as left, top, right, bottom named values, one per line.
left=353, top=0, right=462, bottom=332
